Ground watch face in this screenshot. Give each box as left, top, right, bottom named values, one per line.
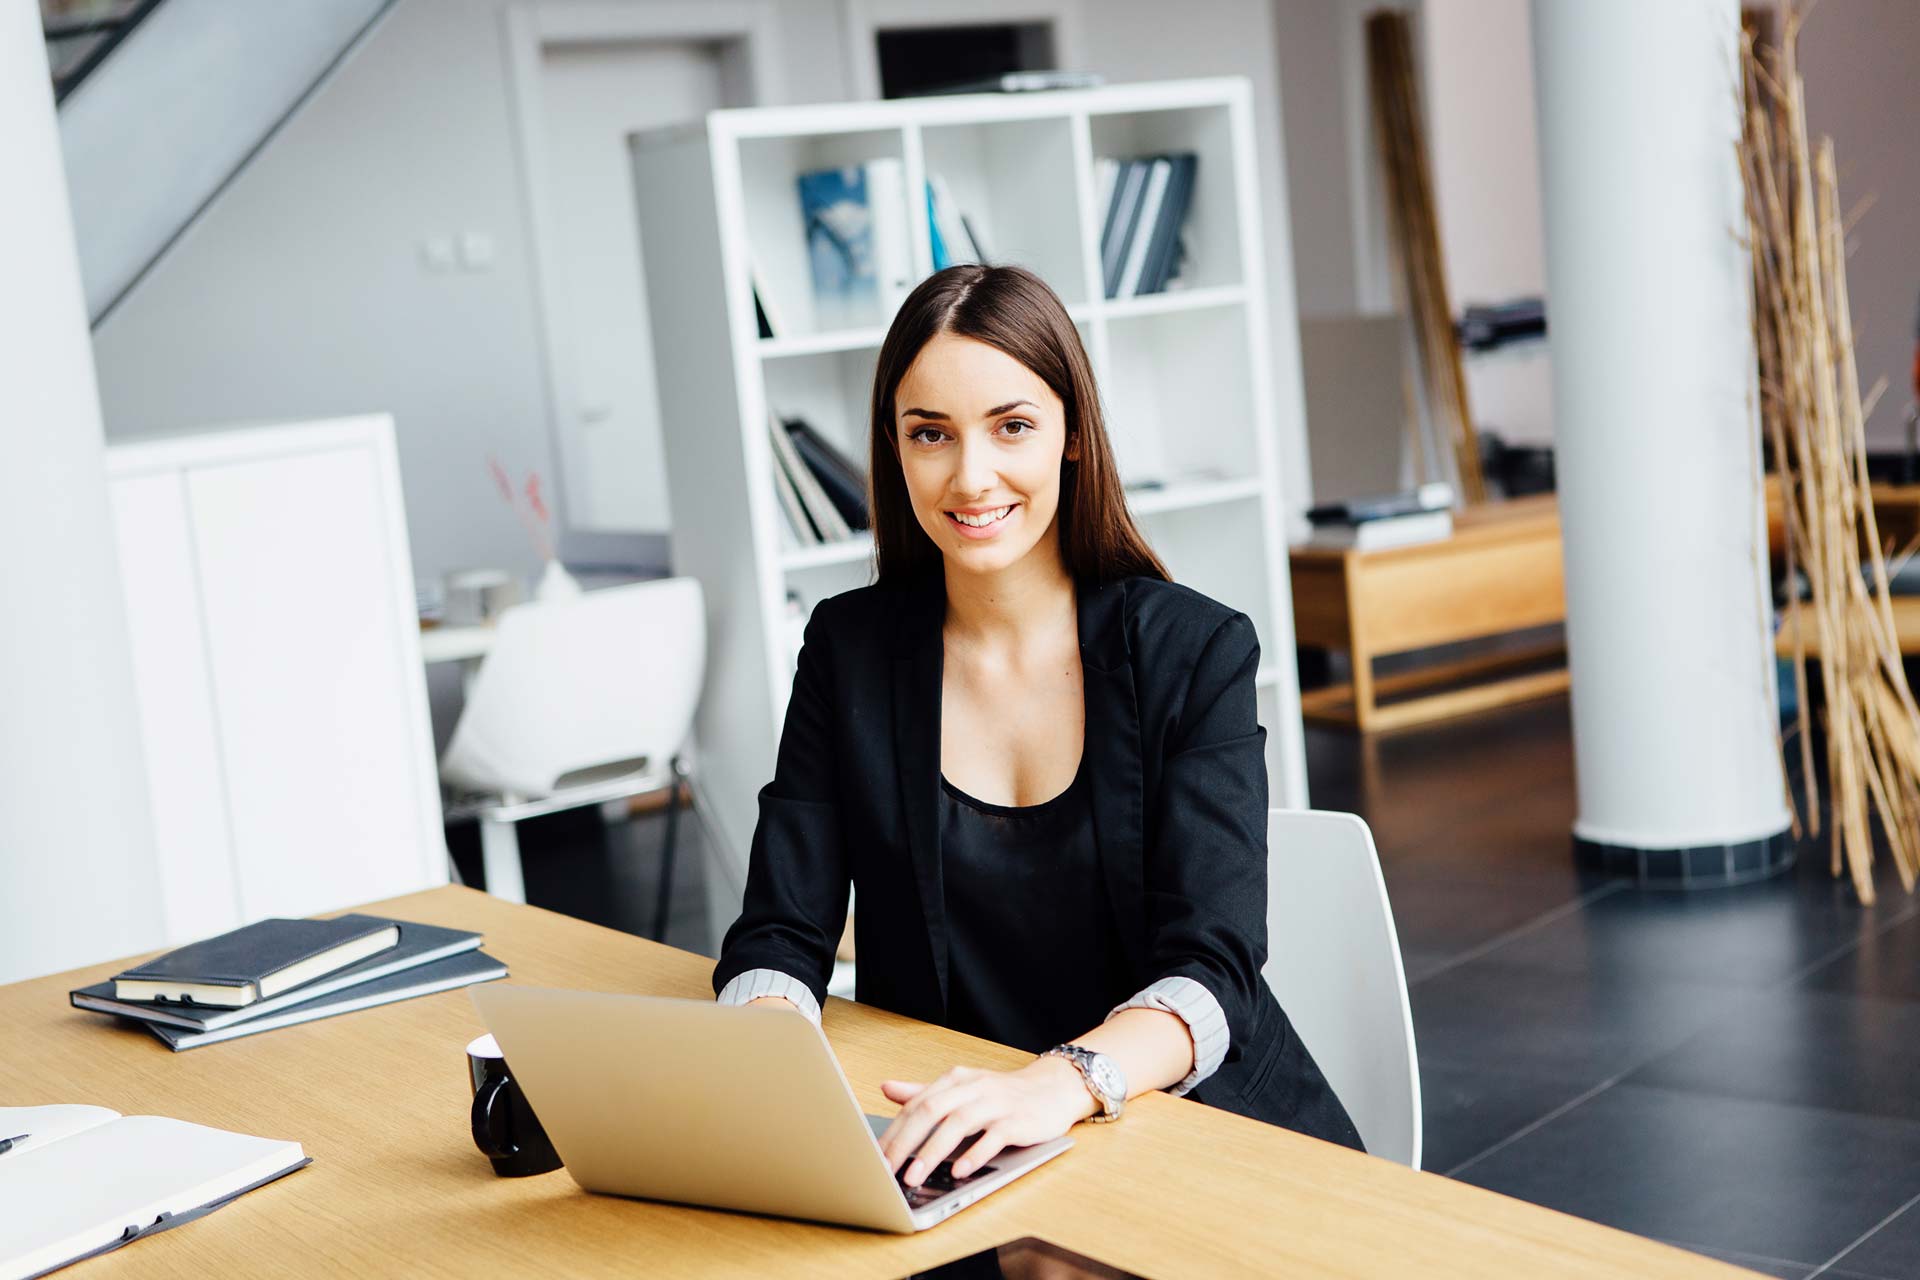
left=1088, top=1054, right=1126, bottom=1105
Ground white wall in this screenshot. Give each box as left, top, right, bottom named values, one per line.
left=1800, top=1, right=1920, bottom=449
left=88, top=0, right=1341, bottom=571
left=89, top=0, right=849, bottom=596
left=1272, top=0, right=1360, bottom=317
left=1420, top=0, right=1552, bottom=447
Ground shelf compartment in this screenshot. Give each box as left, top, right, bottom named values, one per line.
left=739, top=128, right=910, bottom=340
left=1087, top=103, right=1242, bottom=296
left=1127, top=473, right=1264, bottom=517
left=1102, top=303, right=1260, bottom=488
left=759, top=327, right=887, bottom=360
left=1100, top=283, right=1245, bottom=321
left=1137, top=494, right=1277, bottom=665
left=780, top=533, right=874, bottom=573
left=919, top=115, right=1091, bottom=305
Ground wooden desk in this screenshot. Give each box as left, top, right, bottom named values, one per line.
left=1292, top=496, right=1570, bottom=732
left=1764, top=478, right=1920, bottom=561
left=0, top=886, right=1753, bottom=1278
left=1776, top=595, right=1920, bottom=658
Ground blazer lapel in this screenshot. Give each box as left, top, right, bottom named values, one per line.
left=890, top=575, right=950, bottom=1010
left=1078, top=578, right=1151, bottom=980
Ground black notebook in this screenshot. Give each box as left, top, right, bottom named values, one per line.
left=112, top=917, right=400, bottom=1008
left=73, top=917, right=481, bottom=1032
left=143, top=950, right=508, bottom=1051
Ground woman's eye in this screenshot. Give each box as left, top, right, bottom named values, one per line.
left=907, top=426, right=947, bottom=445
left=1002, top=420, right=1035, bottom=437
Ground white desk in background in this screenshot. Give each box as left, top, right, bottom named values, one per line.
left=418, top=621, right=495, bottom=666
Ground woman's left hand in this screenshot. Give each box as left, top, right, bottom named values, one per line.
left=877, top=1057, right=1097, bottom=1186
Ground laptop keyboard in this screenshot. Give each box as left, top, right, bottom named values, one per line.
left=898, top=1158, right=999, bottom=1208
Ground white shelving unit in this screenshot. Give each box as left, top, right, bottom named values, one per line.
left=629, top=79, right=1312, bottom=938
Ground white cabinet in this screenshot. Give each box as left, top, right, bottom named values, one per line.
left=107, top=415, right=447, bottom=943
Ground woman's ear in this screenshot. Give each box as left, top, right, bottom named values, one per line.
left=1065, top=432, right=1081, bottom=463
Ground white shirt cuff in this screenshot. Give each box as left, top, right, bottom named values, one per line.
left=1106, top=975, right=1229, bottom=1097
left=716, top=968, right=822, bottom=1026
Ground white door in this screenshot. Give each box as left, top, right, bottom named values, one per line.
left=537, top=39, right=727, bottom=533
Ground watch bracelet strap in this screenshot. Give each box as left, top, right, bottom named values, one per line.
left=1043, top=1044, right=1123, bottom=1122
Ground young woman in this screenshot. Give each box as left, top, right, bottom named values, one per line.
left=713, top=265, right=1361, bottom=1189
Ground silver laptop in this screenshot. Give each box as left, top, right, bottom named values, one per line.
left=471, top=985, right=1073, bottom=1233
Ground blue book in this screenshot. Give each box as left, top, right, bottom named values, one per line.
left=927, top=181, right=949, bottom=270
left=798, top=165, right=878, bottom=328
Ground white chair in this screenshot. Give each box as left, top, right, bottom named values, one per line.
left=1262, top=809, right=1422, bottom=1168
left=440, top=577, right=705, bottom=935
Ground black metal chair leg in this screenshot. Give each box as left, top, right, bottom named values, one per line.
left=652, top=760, right=684, bottom=943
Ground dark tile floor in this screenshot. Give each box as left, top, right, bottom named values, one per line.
left=455, top=695, right=1920, bottom=1278
left=1307, top=697, right=1920, bottom=1280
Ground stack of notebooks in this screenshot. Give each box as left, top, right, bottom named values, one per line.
left=1094, top=151, right=1199, bottom=299
left=1305, top=482, right=1457, bottom=552
left=768, top=409, right=870, bottom=550
left=70, top=915, right=506, bottom=1051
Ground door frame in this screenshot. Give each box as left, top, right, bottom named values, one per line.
left=502, top=1, right=783, bottom=568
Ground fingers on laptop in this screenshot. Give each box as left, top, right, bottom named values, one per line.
left=881, top=1068, right=997, bottom=1186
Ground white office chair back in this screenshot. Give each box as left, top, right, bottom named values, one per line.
left=441, top=577, right=705, bottom=799
left=1262, top=809, right=1421, bottom=1168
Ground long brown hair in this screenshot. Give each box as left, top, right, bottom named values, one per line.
left=867, top=264, right=1169, bottom=586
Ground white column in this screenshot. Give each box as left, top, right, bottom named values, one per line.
left=1531, top=0, right=1790, bottom=877
left=0, top=9, right=165, bottom=979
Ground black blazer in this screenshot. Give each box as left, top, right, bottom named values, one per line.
left=712, top=571, right=1362, bottom=1150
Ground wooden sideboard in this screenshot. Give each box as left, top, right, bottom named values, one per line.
left=1291, top=496, right=1569, bottom=732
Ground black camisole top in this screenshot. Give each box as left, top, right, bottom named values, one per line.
left=936, top=753, right=1131, bottom=1054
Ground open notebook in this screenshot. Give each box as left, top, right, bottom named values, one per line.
left=0, top=1104, right=307, bottom=1280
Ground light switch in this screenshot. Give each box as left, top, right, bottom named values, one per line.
left=459, top=232, right=496, bottom=271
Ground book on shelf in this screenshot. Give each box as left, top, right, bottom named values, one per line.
left=797, top=159, right=912, bottom=330
left=110, top=916, right=399, bottom=1008
left=73, top=916, right=482, bottom=1033
left=1093, top=156, right=1120, bottom=260
left=0, top=1104, right=307, bottom=1279
left=1101, top=159, right=1147, bottom=298
left=143, top=951, right=507, bottom=1051
left=1140, top=154, right=1197, bottom=297
left=784, top=418, right=869, bottom=531
left=769, top=440, right=818, bottom=547
left=768, top=408, right=851, bottom=542
left=749, top=259, right=783, bottom=339
left=1098, top=152, right=1199, bottom=298
left=926, top=173, right=987, bottom=269
left=1116, top=158, right=1171, bottom=299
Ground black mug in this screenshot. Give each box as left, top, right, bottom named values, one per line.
left=467, top=1033, right=562, bottom=1177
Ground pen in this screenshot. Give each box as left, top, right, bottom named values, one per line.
left=0, top=1134, right=27, bottom=1155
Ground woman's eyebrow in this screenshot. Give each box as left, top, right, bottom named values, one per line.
left=900, top=399, right=1037, bottom=421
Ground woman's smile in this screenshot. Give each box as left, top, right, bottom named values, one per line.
left=945, top=503, right=1020, bottom=537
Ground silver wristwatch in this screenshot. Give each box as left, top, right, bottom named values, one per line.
left=1041, top=1043, right=1126, bottom=1123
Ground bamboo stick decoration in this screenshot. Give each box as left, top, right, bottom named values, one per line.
left=1364, top=10, right=1486, bottom=505
left=1741, top=2, right=1920, bottom=904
